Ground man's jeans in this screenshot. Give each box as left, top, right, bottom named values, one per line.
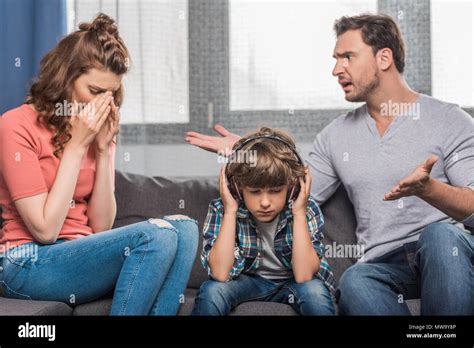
left=336, top=222, right=474, bottom=315
left=0, top=216, right=198, bottom=315
left=192, top=273, right=335, bottom=315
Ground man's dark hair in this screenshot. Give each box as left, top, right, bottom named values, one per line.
left=334, top=14, right=405, bottom=73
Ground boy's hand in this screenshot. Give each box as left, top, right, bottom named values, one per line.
left=291, top=166, right=312, bottom=216
left=220, top=166, right=239, bottom=214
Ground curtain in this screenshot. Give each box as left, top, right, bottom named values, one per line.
left=0, top=0, right=67, bottom=114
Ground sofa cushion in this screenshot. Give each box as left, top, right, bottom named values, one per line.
left=0, top=297, right=73, bottom=315
left=406, top=299, right=420, bottom=316
left=319, top=185, right=358, bottom=284
left=113, top=171, right=217, bottom=289
left=72, top=288, right=298, bottom=316
left=73, top=298, right=112, bottom=316
left=178, top=288, right=298, bottom=315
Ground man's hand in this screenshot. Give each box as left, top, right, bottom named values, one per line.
left=384, top=155, right=438, bottom=201
left=185, top=124, right=241, bottom=156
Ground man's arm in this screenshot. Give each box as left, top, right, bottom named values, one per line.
left=384, top=156, right=474, bottom=225
left=307, top=123, right=342, bottom=205
left=420, top=179, right=473, bottom=222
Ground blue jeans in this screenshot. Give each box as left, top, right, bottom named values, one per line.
left=336, top=222, right=474, bottom=315
left=0, top=216, right=198, bottom=315
left=191, top=273, right=335, bottom=315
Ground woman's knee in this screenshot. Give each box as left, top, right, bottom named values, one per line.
left=134, top=218, right=179, bottom=253
left=163, top=215, right=199, bottom=247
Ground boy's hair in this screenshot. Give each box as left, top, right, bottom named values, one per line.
left=333, top=14, right=405, bottom=73
left=226, top=127, right=305, bottom=189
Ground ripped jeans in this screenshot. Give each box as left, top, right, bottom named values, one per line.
left=0, top=216, right=198, bottom=315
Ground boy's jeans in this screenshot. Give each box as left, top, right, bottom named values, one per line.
left=336, top=222, right=474, bottom=315
left=192, top=273, right=335, bottom=315
left=0, top=216, right=198, bottom=315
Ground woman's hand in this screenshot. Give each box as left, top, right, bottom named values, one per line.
left=291, top=166, right=312, bottom=216
left=219, top=166, right=239, bottom=214
left=67, top=92, right=112, bottom=152
left=95, top=97, right=120, bottom=154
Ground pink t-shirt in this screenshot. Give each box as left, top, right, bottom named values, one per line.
left=0, top=104, right=115, bottom=252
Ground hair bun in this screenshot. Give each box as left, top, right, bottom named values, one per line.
left=79, top=13, right=118, bottom=36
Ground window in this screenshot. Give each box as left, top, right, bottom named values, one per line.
left=431, top=0, right=473, bottom=107
left=229, top=0, right=377, bottom=111
left=65, top=0, right=470, bottom=146
left=68, top=0, right=189, bottom=124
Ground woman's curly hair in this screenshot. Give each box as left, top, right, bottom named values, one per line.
left=26, top=13, right=129, bottom=158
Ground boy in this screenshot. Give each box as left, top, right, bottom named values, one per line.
left=192, top=127, right=335, bottom=315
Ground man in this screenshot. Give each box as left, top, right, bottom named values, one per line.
left=185, top=14, right=473, bottom=315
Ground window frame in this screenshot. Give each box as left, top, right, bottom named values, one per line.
left=87, top=0, right=472, bottom=145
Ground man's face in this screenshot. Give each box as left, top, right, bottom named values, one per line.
left=242, top=185, right=289, bottom=223
left=332, top=29, right=380, bottom=102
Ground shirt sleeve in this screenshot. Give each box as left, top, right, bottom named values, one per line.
left=0, top=117, right=47, bottom=201
left=201, top=200, right=246, bottom=281
left=442, top=105, right=474, bottom=226
left=307, top=121, right=341, bottom=205
left=305, top=196, right=325, bottom=259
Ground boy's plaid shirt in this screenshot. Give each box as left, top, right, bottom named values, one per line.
left=201, top=195, right=336, bottom=294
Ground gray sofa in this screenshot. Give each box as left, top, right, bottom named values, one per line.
left=0, top=170, right=422, bottom=315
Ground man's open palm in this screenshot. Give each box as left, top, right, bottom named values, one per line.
left=185, top=124, right=241, bottom=156
left=384, top=155, right=439, bottom=200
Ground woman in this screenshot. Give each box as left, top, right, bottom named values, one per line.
left=0, top=13, right=198, bottom=315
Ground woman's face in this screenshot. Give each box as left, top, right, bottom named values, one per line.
left=71, top=68, right=122, bottom=104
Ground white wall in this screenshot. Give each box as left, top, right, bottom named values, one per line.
left=115, top=143, right=314, bottom=177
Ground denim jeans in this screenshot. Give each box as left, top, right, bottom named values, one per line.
left=0, top=215, right=198, bottom=315
left=191, top=273, right=335, bottom=316
left=336, top=222, right=474, bottom=315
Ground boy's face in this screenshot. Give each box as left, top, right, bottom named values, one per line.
left=242, top=185, right=289, bottom=223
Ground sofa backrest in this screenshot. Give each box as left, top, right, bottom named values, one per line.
left=2, top=170, right=471, bottom=290
left=113, top=171, right=219, bottom=288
